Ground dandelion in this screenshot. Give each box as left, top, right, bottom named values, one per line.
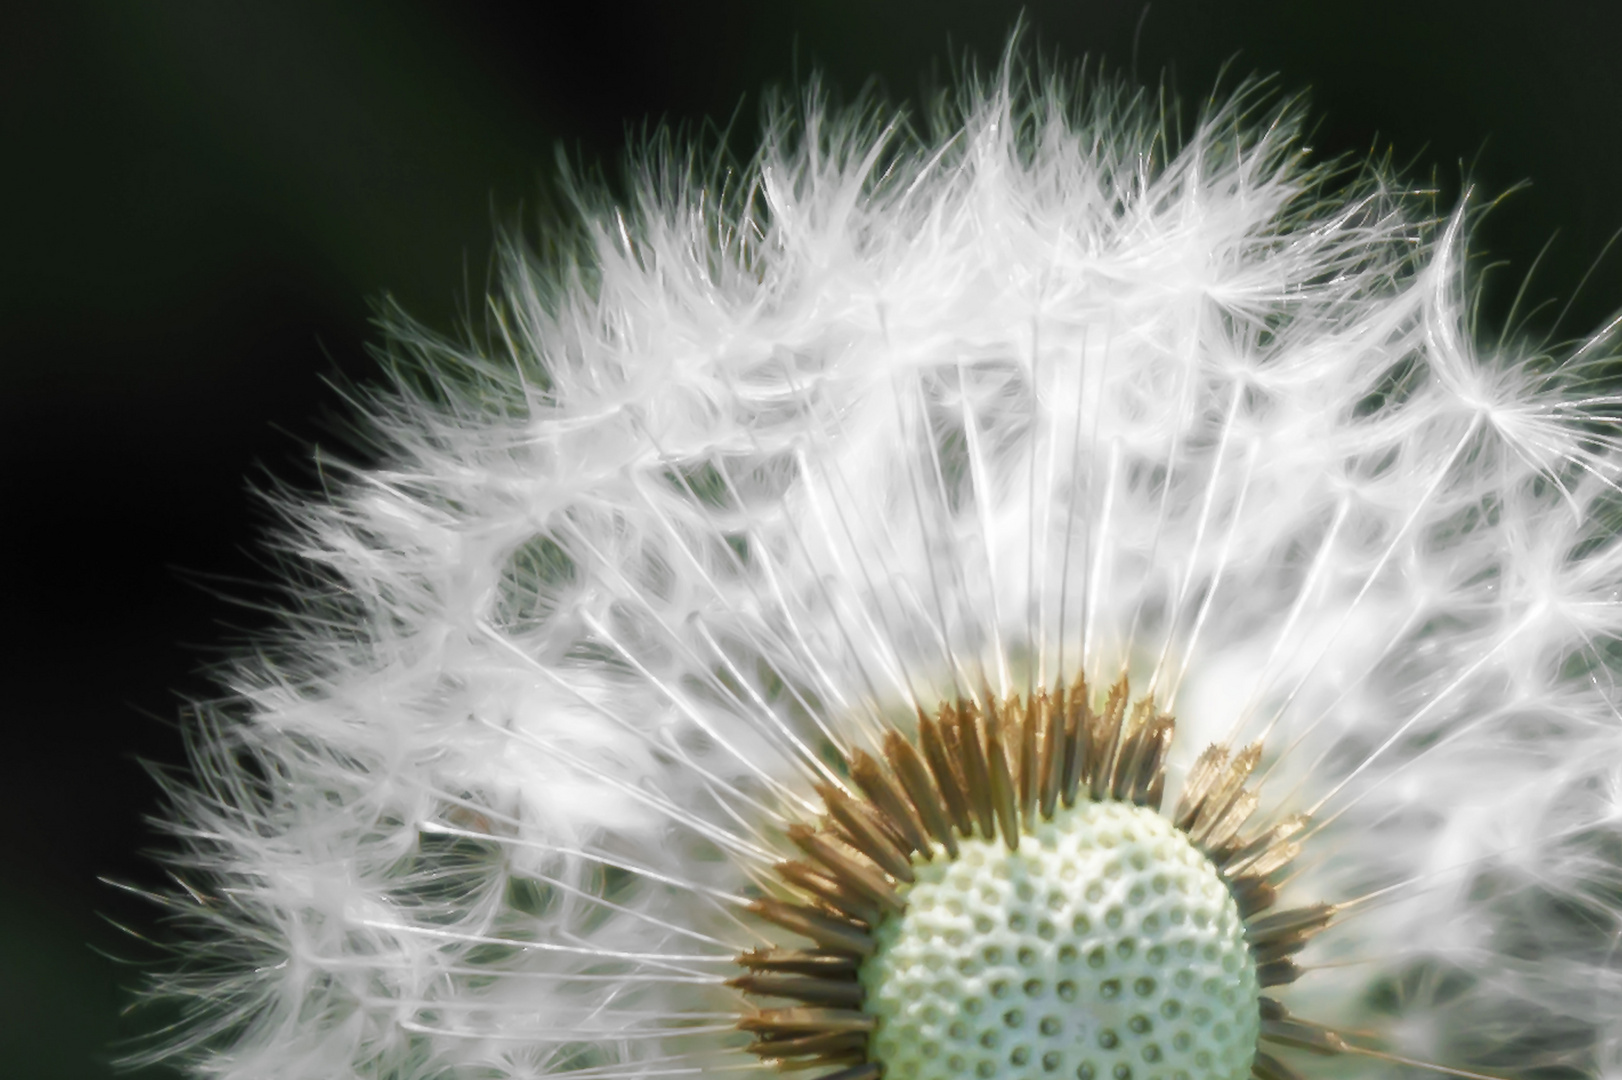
left=136, top=48, right=1622, bottom=1080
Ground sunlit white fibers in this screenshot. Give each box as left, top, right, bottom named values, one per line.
left=133, top=44, right=1622, bottom=1080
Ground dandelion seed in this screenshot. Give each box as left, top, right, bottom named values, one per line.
left=136, top=46, right=1622, bottom=1080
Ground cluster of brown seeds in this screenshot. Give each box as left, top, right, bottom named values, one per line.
left=729, top=676, right=1348, bottom=1080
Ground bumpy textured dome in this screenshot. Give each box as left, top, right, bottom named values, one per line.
left=864, top=802, right=1259, bottom=1080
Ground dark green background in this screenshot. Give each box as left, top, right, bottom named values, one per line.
left=5, top=3, right=1620, bottom=1076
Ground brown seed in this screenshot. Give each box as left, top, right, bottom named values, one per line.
left=1252, top=937, right=1314, bottom=966
left=1126, top=715, right=1174, bottom=810
left=1232, top=875, right=1279, bottom=920
left=1193, top=789, right=1260, bottom=851
left=1255, top=958, right=1301, bottom=988
left=1116, top=701, right=1164, bottom=802
left=1060, top=678, right=1089, bottom=807
left=737, top=1007, right=877, bottom=1035
left=735, top=948, right=861, bottom=978
left=1246, top=903, right=1337, bottom=943
left=728, top=972, right=865, bottom=1008
left=1174, top=744, right=1230, bottom=830
left=952, top=700, right=998, bottom=839
left=774, top=860, right=884, bottom=924
left=1142, top=769, right=1166, bottom=814
left=1189, top=743, right=1263, bottom=840
left=1036, top=687, right=1065, bottom=819
left=816, top=783, right=916, bottom=883
left=747, top=899, right=875, bottom=957
left=1220, top=816, right=1306, bottom=876
left=744, top=1029, right=868, bottom=1059
left=1087, top=677, right=1130, bottom=800
left=1238, top=839, right=1301, bottom=881
left=1107, top=697, right=1154, bottom=801
left=851, top=748, right=934, bottom=859
left=770, top=1049, right=868, bottom=1072
left=885, top=727, right=959, bottom=858
left=1260, top=1016, right=1349, bottom=1055
left=1250, top=1049, right=1306, bottom=1080
left=919, top=708, right=974, bottom=835
left=785, top=826, right=905, bottom=915
left=984, top=709, right=1021, bottom=851
left=816, top=1064, right=883, bottom=1080
left=1011, top=692, right=1039, bottom=826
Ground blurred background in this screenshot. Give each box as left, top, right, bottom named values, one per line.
left=4, top=2, right=1621, bottom=1076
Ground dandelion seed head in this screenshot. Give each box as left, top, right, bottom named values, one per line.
left=136, top=42, right=1622, bottom=1080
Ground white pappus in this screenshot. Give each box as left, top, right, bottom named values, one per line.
left=135, top=49, right=1622, bottom=1080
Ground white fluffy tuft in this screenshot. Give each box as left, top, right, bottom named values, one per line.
left=139, top=55, right=1622, bottom=1080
